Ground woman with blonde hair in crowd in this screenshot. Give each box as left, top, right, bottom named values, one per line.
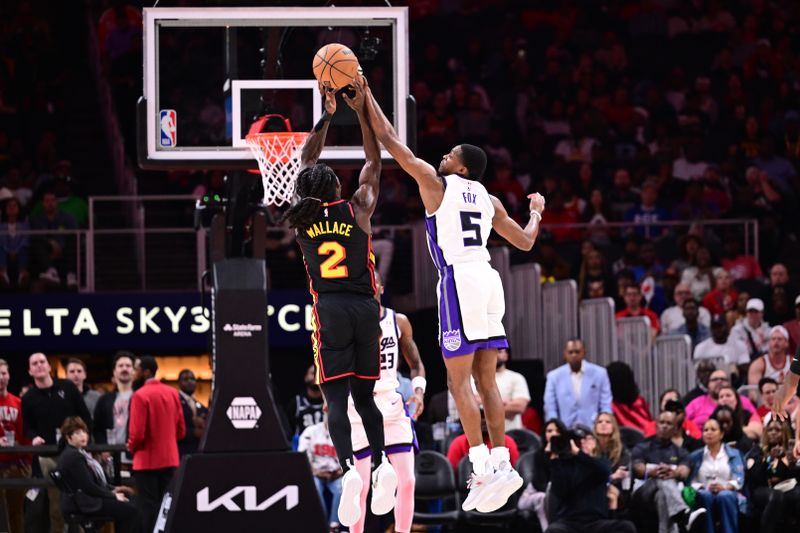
left=593, top=412, right=631, bottom=512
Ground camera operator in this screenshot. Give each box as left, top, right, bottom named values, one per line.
left=544, top=429, right=636, bottom=533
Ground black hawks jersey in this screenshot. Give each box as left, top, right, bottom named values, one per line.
left=296, top=200, right=377, bottom=296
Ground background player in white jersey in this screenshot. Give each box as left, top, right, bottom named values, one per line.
left=348, top=271, right=425, bottom=533
left=362, top=77, right=545, bottom=513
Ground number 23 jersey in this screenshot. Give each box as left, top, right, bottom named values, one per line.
left=375, top=307, right=402, bottom=394
left=424, top=174, right=493, bottom=268
left=296, top=199, right=376, bottom=296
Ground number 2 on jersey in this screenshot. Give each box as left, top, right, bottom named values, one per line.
left=318, top=241, right=348, bottom=278
left=460, top=211, right=482, bottom=246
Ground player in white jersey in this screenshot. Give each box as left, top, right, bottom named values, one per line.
left=361, top=76, right=545, bottom=513
left=347, top=271, right=425, bottom=533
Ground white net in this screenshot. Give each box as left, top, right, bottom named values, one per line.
left=245, top=132, right=309, bottom=206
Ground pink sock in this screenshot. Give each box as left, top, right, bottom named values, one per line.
left=388, top=451, right=415, bottom=533
left=349, top=456, right=372, bottom=533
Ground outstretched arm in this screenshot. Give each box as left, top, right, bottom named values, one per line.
left=343, top=76, right=381, bottom=221
left=490, top=193, right=546, bottom=251
left=397, top=312, right=426, bottom=419
left=362, top=82, right=444, bottom=213
left=299, top=83, right=337, bottom=169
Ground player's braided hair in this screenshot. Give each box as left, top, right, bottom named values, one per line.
left=282, top=163, right=339, bottom=229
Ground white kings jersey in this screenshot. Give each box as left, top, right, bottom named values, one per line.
left=425, top=174, right=494, bottom=268
left=375, top=308, right=402, bottom=394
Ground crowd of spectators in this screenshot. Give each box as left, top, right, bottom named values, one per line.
left=8, top=0, right=800, bottom=529
left=0, top=352, right=204, bottom=533
left=87, top=1, right=800, bottom=299
left=419, top=334, right=799, bottom=532
left=0, top=2, right=89, bottom=294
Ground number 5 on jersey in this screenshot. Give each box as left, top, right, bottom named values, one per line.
left=460, top=211, right=482, bottom=246
left=318, top=241, right=348, bottom=278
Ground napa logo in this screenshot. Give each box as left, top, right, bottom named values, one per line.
left=226, top=397, right=262, bottom=429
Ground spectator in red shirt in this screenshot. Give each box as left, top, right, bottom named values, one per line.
left=521, top=406, right=543, bottom=435
left=720, top=237, right=762, bottom=282
left=0, top=359, right=30, bottom=533
left=606, top=361, right=653, bottom=434
left=487, top=163, right=525, bottom=216
left=128, top=356, right=185, bottom=533
left=541, top=192, right=582, bottom=242
left=702, top=269, right=737, bottom=316
left=447, top=411, right=519, bottom=472
left=616, top=284, right=661, bottom=336
left=783, top=295, right=800, bottom=354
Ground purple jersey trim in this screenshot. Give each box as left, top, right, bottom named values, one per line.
left=385, top=443, right=414, bottom=455
left=354, top=448, right=372, bottom=461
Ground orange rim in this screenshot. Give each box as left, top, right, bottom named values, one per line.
left=246, top=132, right=309, bottom=164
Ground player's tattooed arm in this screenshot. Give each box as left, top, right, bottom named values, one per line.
left=397, top=312, right=426, bottom=419
left=490, top=193, right=546, bottom=251
left=299, top=82, right=337, bottom=169
left=344, top=76, right=381, bottom=219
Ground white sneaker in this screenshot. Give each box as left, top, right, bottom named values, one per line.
left=370, top=454, right=397, bottom=515
left=40, top=267, right=60, bottom=284
left=337, top=461, right=363, bottom=527
left=476, top=466, right=523, bottom=513
left=687, top=508, right=706, bottom=530
left=461, top=470, right=496, bottom=511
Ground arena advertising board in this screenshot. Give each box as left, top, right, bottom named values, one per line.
left=0, top=290, right=314, bottom=352
left=154, top=452, right=326, bottom=532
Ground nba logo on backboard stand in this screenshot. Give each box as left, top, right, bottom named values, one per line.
left=160, top=109, right=177, bottom=147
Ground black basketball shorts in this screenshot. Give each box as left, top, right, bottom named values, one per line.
left=310, top=292, right=380, bottom=384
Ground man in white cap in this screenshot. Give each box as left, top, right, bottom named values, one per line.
left=730, top=298, right=771, bottom=360
left=748, top=326, right=791, bottom=392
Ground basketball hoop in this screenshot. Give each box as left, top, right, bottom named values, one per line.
left=245, top=131, right=309, bottom=206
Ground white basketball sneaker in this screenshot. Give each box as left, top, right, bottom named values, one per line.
left=461, top=470, right=497, bottom=511
left=475, top=464, right=523, bottom=513
left=370, top=453, right=398, bottom=515
left=337, top=460, right=363, bottom=527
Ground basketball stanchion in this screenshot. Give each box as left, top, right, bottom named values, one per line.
left=154, top=139, right=326, bottom=532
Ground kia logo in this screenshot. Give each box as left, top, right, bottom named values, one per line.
left=197, top=485, right=299, bottom=512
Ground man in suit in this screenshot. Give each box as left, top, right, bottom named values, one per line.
left=176, top=369, right=208, bottom=456
left=128, top=356, right=185, bottom=532
left=544, top=339, right=612, bottom=427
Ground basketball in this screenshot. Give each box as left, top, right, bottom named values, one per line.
left=312, top=43, right=361, bottom=90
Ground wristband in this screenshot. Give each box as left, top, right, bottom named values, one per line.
left=530, top=210, right=542, bottom=223
left=411, top=376, right=427, bottom=394
left=312, top=111, right=332, bottom=132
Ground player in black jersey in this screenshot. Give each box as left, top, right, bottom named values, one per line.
left=284, top=77, right=397, bottom=526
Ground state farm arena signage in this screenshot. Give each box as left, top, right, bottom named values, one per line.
left=0, top=291, right=313, bottom=352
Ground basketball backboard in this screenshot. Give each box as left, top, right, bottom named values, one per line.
left=138, top=7, right=412, bottom=169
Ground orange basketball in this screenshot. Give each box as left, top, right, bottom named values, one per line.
left=312, top=43, right=361, bottom=90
